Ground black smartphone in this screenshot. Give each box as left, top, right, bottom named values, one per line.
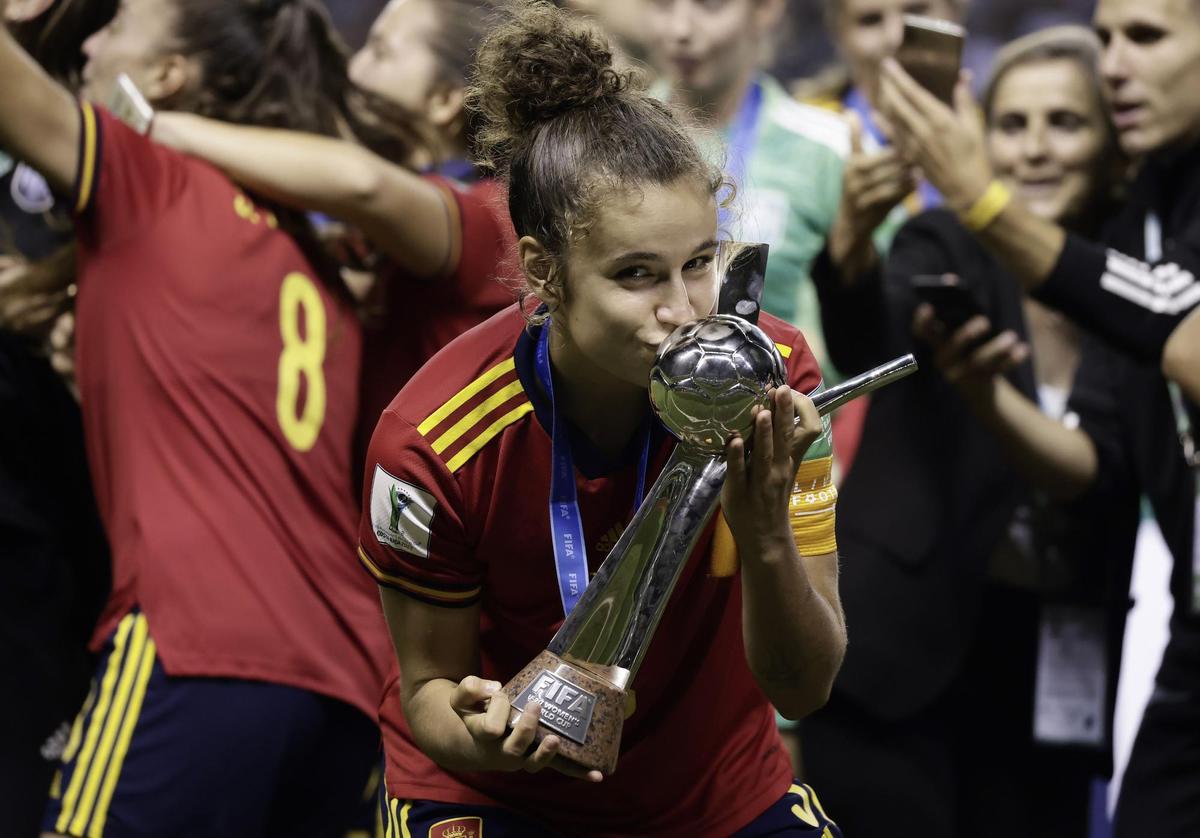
left=909, top=274, right=997, bottom=339
left=896, top=14, right=965, bottom=106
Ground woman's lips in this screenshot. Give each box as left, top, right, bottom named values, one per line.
left=1112, top=102, right=1147, bottom=131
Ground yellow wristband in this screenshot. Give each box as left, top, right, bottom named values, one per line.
left=958, top=180, right=1012, bottom=232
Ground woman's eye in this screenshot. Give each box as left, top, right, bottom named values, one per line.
left=616, top=265, right=653, bottom=280
left=1126, top=24, right=1165, bottom=45
left=684, top=255, right=715, bottom=272
left=1050, top=111, right=1087, bottom=131
left=996, top=114, right=1026, bottom=135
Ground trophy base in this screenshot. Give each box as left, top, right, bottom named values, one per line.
left=502, top=651, right=626, bottom=775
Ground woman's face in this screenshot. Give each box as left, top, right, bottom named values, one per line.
left=987, top=59, right=1115, bottom=225
left=80, top=0, right=178, bottom=105
left=833, top=0, right=959, bottom=105
left=1094, top=0, right=1200, bottom=157
left=349, top=0, right=444, bottom=116
left=550, top=177, right=721, bottom=390
left=645, top=0, right=777, bottom=104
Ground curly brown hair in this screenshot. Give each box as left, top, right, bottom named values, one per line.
left=468, top=0, right=726, bottom=311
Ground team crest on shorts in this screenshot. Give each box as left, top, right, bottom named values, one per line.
left=429, top=816, right=482, bottom=838
left=370, top=465, right=436, bottom=558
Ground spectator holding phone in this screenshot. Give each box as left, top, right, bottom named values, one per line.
left=799, top=0, right=968, bottom=270
left=879, top=1, right=1200, bottom=832
left=805, top=26, right=1138, bottom=837
left=642, top=0, right=849, bottom=375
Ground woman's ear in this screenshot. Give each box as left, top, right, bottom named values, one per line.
left=518, top=236, right=561, bottom=309
left=144, top=54, right=198, bottom=107
left=426, top=82, right=466, bottom=134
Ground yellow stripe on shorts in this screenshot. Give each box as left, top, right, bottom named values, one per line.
left=57, top=613, right=155, bottom=837
left=90, top=630, right=156, bottom=837
left=57, top=614, right=135, bottom=834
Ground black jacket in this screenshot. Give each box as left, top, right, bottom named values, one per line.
left=813, top=209, right=1138, bottom=721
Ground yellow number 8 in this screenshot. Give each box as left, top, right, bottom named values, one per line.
left=276, top=272, right=327, bottom=452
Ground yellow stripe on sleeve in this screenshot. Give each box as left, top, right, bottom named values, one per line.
left=57, top=613, right=135, bottom=834
left=70, top=613, right=150, bottom=836
left=431, top=380, right=525, bottom=454
left=417, top=359, right=516, bottom=436
left=75, top=102, right=98, bottom=214
left=90, top=632, right=156, bottom=837
left=357, top=547, right=482, bottom=603
left=775, top=342, right=793, bottom=359
left=445, top=401, right=533, bottom=472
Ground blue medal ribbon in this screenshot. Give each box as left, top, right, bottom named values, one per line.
left=719, top=77, right=764, bottom=231
left=535, top=322, right=652, bottom=618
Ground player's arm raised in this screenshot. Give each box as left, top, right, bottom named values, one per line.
left=151, top=113, right=454, bottom=277
left=721, top=388, right=847, bottom=721
left=0, top=7, right=81, bottom=195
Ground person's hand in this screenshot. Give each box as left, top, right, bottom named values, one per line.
left=0, top=254, right=74, bottom=340
left=827, top=111, right=916, bottom=278
left=449, top=676, right=604, bottom=782
left=912, top=303, right=1028, bottom=403
left=878, top=58, right=993, bottom=213
left=722, top=386, right=823, bottom=555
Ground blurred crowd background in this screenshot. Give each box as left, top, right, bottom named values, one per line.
left=330, top=0, right=1097, bottom=87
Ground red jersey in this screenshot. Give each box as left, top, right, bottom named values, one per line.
left=356, top=176, right=516, bottom=460
left=358, top=305, right=833, bottom=836
left=71, top=103, right=391, bottom=717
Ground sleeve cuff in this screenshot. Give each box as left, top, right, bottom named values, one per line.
left=71, top=101, right=101, bottom=216
left=357, top=545, right=482, bottom=607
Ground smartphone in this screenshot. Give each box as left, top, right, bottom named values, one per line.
left=896, top=14, right=965, bottom=106
left=108, top=74, right=156, bottom=135
left=909, top=273, right=996, bottom=338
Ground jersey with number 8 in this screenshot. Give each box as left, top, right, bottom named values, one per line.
left=69, top=103, right=391, bottom=718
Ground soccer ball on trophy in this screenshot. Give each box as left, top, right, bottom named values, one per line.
left=649, top=314, right=786, bottom=454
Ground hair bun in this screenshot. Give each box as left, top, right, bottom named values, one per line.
left=470, top=1, right=634, bottom=171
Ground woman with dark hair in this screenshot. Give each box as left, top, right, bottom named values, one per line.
left=357, top=2, right=845, bottom=835
left=0, top=0, right=395, bottom=834
left=879, top=0, right=1200, bottom=830
left=806, top=26, right=1137, bottom=837
left=149, top=0, right=518, bottom=468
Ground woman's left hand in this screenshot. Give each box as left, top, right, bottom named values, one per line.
left=878, top=58, right=993, bottom=212
left=721, top=386, right=823, bottom=555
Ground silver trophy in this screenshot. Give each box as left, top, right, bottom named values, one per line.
left=503, top=315, right=917, bottom=774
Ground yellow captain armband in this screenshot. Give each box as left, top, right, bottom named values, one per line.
left=790, top=456, right=838, bottom=556
left=958, top=180, right=1013, bottom=233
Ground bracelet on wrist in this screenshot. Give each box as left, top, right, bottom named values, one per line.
left=958, top=180, right=1012, bottom=233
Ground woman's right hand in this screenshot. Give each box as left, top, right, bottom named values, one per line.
left=911, top=303, right=1028, bottom=403
left=449, top=676, right=603, bottom=782
left=827, top=111, right=916, bottom=279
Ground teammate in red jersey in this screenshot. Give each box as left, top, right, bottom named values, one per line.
left=357, top=3, right=846, bottom=835
left=146, top=0, right=518, bottom=464
left=0, top=0, right=394, bottom=835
